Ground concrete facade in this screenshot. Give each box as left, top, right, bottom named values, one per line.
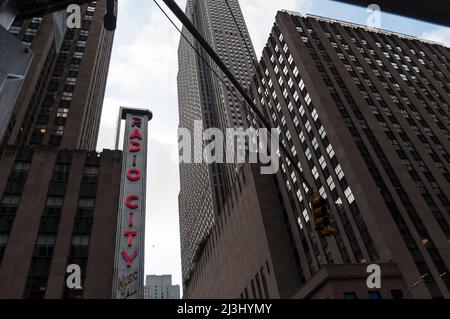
left=0, top=146, right=122, bottom=298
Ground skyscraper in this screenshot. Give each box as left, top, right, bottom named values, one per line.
left=248, top=12, right=450, bottom=298
left=177, top=0, right=256, bottom=286
left=0, top=146, right=122, bottom=299
left=181, top=11, right=450, bottom=299
left=0, top=1, right=121, bottom=299
left=144, top=274, right=180, bottom=299
left=247, top=11, right=449, bottom=299
left=2, top=0, right=115, bottom=151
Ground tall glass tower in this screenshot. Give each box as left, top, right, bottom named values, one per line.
left=177, top=0, right=256, bottom=286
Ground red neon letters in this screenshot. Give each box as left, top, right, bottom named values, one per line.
left=121, top=251, right=138, bottom=268
left=129, top=212, right=134, bottom=227
left=129, top=141, right=141, bottom=152
left=124, top=230, right=137, bottom=246
left=130, top=129, right=143, bottom=140
left=127, top=168, right=141, bottom=181
left=125, top=195, right=139, bottom=209
left=121, top=116, right=145, bottom=269
left=132, top=117, right=142, bottom=128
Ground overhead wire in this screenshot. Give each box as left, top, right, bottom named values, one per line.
left=154, top=0, right=316, bottom=194
left=223, top=0, right=317, bottom=194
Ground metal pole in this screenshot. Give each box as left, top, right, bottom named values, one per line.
left=160, top=0, right=316, bottom=193
left=114, top=106, right=124, bottom=150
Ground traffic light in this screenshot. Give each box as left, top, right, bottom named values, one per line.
left=104, top=0, right=117, bottom=31
left=310, top=196, right=336, bottom=237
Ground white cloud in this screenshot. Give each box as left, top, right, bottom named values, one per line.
left=106, top=6, right=180, bottom=114
left=421, top=27, right=450, bottom=47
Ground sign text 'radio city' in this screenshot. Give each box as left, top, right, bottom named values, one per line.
left=121, top=117, right=143, bottom=269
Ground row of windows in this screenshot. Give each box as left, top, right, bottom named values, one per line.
left=64, top=160, right=99, bottom=298
left=23, top=153, right=73, bottom=298
left=8, top=16, right=43, bottom=46
left=316, top=25, right=450, bottom=239
left=0, top=149, right=34, bottom=267
left=318, top=18, right=448, bottom=233
left=0, top=148, right=102, bottom=298
left=253, top=20, right=378, bottom=275
left=30, top=4, right=97, bottom=148
left=239, top=263, right=270, bottom=299
left=313, top=19, right=448, bottom=297
left=257, top=37, right=340, bottom=274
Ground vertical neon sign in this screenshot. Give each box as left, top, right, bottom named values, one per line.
left=112, top=108, right=152, bottom=299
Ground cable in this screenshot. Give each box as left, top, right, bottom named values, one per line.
left=155, top=0, right=264, bottom=143
left=155, top=0, right=315, bottom=194
left=223, top=0, right=316, bottom=194
left=153, top=0, right=231, bottom=92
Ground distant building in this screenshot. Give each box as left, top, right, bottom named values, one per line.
left=144, top=275, right=180, bottom=299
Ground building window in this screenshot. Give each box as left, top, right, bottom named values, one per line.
left=297, top=216, right=303, bottom=230
left=390, top=289, right=403, bottom=299
left=305, top=148, right=312, bottom=160
left=312, top=166, right=319, bottom=180
left=335, top=164, right=344, bottom=180
left=319, top=156, right=327, bottom=169
left=368, top=291, right=382, bottom=299
left=0, top=233, right=8, bottom=259
left=57, top=108, right=70, bottom=118
left=250, top=279, right=257, bottom=298
left=4, top=169, right=29, bottom=194
left=344, top=292, right=358, bottom=299
left=64, top=161, right=99, bottom=298
left=23, top=233, right=58, bottom=298
left=305, top=94, right=311, bottom=105
left=302, top=209, right=310, bottom=222
left=326, top=144, right=335, bottom=158
left=344, top=187, right=355, bottom=204
left=0, top=150, right=33, bottom=265
left=49, top=135, right=62, bottom=146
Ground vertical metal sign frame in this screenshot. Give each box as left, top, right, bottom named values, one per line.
left=112, top=107, right=152, bottom=299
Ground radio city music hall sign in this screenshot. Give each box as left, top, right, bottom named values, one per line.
left=112, top=108, right=152, bottom=299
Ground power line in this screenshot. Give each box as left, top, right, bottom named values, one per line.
left=156, top=0, right=315, bottom=193
left=223, top=0, right=256, bottom=67
left=154, top=0, right=260, bottom=138
left=152, top=0, right=231, bottom=93
left=223, top=0, right=317, bottom=193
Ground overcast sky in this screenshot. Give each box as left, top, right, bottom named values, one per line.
left=96, top=0, right=450, bottom=291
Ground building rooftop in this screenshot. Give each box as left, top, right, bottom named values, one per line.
left=279, top=10, right=449, bottom=48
